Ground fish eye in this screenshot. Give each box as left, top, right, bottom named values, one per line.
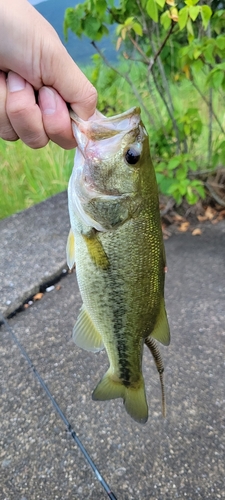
left=125, top=147, right=140, bottom=165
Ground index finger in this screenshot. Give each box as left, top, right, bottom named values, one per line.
left=41, top=42, right=97, bottom=121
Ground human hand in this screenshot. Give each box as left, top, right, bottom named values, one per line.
left=0, top=0, right=97, bottom=149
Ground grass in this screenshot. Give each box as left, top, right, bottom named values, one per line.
left=0, top=140, right=74, bottom=219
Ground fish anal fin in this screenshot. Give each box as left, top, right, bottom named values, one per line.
left=83, top=234, right=109, bottom=270
left=92, top=371, right=148, bottom=424
left=150, top=299, right=170, bottom=346
left=66, top=228, right=75, bottom=270
left=73, top=306, right=104, bottom=353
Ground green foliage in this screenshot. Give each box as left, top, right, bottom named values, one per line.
left=63, top=0, right=225, bottom=206
left=156, top=154, right=205, bottom=205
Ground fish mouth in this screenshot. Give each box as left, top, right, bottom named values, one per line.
left=69, top=106, right=141, bottom=140
left=70, top=106, right=141, bottom=142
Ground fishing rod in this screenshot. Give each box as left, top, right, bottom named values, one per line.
left=0, top=313, right=117, bottom=500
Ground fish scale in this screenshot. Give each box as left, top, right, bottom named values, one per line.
left=67, top=107, right=170, bottom=424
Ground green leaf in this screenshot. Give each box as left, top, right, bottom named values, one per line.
left=64, top=7, right=83, bottom=38
left=167, top=182, right=179, bottom=194
left=211, top=70, right=224, bottom=90
left=203, top=43, right=215, bottom=65
left=189, top=5, right=200, bottom=21
left=186, top=18, right=194, bottom=37
left=160, top=10, right=171, bottom=30
left=191, top=180, right=205, bottom=199
left=176, top=166, right=188, bottom=181
left=186, top=190, right=198, bottom=204
left=167, top=157, right=181, bottom=170
left=155, top=172, right=165, bottom=184
left=155, top=0, right=165, bottom=7
left=188, top=160, right=198, bottom=171
left=146, top=0, right=158, bottom=22
left=83, top=16, right=101, bottom=39
left=157, top=177, right=175, bottom=195
left=179, top=179, right=190, bottom=195
left=215, top=36, right=225, bottom=51
left=94, top=0, right=107, bottom=16
left=192, top=59, right=203, bottom=72
left=185, top=0, right=199, bottom=6
left=124, top=17, right=135, bottom=26
left=132, top=22, right=143, bottom=36
left=201, top=5, right=212, bottom=30
left=184, top=123, right=190, bottom=136
left=193, top=48, right=201, bottom=59
left=155, top=161, right=167, bottom=172
left=194, top=185, right=205, bottom=199
left=178, top=7, right=188, bottom=30
left=100, top=25, right=109, bottom=36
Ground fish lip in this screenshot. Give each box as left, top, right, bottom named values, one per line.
left=70, top=106, right=140, bottom=126
left=70, top=106, right=141, bottom=143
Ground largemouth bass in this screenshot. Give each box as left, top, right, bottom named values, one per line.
left=67, top=107, right=170, bottom=424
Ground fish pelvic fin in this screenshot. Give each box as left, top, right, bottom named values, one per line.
left=92, top=371, right=148, bottom=424
left=73, top=306, right=104, bottom=353
left=150, top=298, right=170, bottom=346
left=83, top=233, right=109, bottom=270
left=66, top=228, right=75, bottom=270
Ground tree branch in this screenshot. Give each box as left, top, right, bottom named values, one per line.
left=190, top=79, right=225, bottom=135
left=148, top=22, right=175, bottom=72
left=91, top=41, right=156, bottom=128
left=128, top=35, right=150, bottom=64
left=149, top=38, right=181, bottom=154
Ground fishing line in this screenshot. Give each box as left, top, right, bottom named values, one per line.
left=0, top=313, right=117, bottom=500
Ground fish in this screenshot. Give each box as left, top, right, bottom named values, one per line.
left=67, top=106, right=170, bottom=424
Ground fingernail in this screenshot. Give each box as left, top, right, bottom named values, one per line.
left=39, top=87, right=56, bottom=115
left=7, top=72, right=26, bottom=92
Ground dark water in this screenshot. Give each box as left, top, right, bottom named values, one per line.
left=34, top=0, right=116, bottom=65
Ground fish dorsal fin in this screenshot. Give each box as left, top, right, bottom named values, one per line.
left=66, top=228, right=75, bottom=270
left=73, top=306, right=104, bottom=353
left=150, top=299, right=170, bottom=346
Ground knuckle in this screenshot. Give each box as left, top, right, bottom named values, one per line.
left=82, top=84, right=98, bottom=108
left=0, top=124, right=18, bottom=141
left=23, top=134, right=49, bottom=149
left=7, top=100, right=30, bottom=119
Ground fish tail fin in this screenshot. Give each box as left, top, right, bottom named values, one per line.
left=92, top=371, right=148, bottom=424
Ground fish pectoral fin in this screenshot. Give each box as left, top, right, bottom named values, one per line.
left=92, top=371, right=148, bottom=424
left=73, top=306, right=104, bottom=353
left=82, top=234, right=109, bottom=270
left=150, top=298, right=170, bottom=346
left=66, top=228, right=75, bottom=270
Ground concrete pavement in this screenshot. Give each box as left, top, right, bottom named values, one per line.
left=0, top=192, right=224, bottom=499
